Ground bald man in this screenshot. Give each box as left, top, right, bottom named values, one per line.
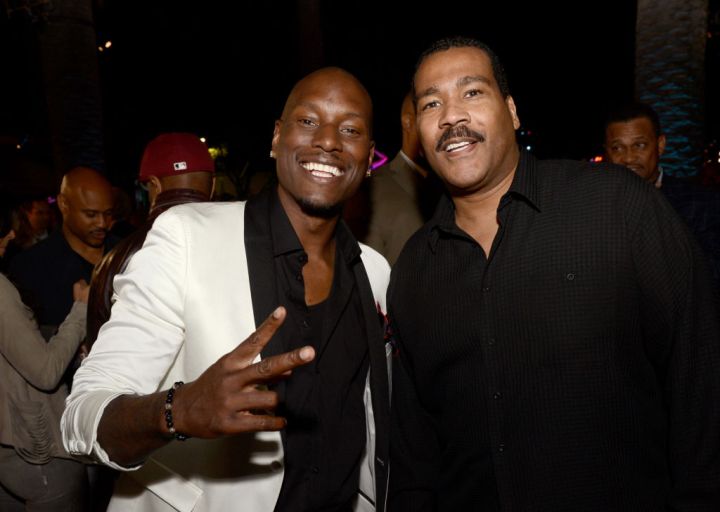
left=63, top=68, right=391, bottom=512
left=10, top=166, right=117, bottom=330
left=364, top=91, right=441, bottom=265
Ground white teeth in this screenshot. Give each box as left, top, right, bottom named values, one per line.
left=301, top=162, right=343, bottom=176
left=446, top=141, right=472, bottom=152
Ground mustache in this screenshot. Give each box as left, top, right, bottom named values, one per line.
left=435, top=125, right=485, bottom=152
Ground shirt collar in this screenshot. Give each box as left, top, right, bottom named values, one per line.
left=655, top=166, right=664, bottom=188
left=398, top=150, right=425, bottom=176
left=426, top=148, right=542, bottom=251
left=268, top=187, right=361, bottom=265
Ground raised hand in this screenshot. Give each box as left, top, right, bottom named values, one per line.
left=169, top=306, right=314, bottom=437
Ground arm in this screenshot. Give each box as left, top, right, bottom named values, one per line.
left=0, top=277, right=88, bottom=390
left=96, top=307, right=314, bottom=467
left=630, top=185, right=720, bottom=510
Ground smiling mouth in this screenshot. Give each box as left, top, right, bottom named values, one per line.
left=301, top=161, right=344, bottom=178
left=445, top=141, right=475, bottom=153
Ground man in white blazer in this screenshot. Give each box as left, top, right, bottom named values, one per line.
left=62, top=67, right=391, bottom=512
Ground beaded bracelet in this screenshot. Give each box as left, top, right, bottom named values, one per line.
left=164, top=381, right=189, bottom=441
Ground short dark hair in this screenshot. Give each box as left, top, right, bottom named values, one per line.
left=413, top=36, right=511, bottom=99
left=605, top=102, right=662, bottom=137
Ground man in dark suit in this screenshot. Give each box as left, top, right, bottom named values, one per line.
left=605, top=102, right=720, bottom=286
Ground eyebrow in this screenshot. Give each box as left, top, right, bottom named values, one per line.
left=293, top=102, right=366, bottom=122
left=416, top=75, right=493, bottom=100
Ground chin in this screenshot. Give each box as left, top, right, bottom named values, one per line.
left=297, top=196, right=342, bottom=219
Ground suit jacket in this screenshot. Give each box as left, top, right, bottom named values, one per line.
left=62, top=197, right=391, bottom=512
left=365, top=153, right=429, bottom=265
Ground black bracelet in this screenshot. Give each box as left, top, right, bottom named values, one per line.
left=164, top=381, right=189, bottom=441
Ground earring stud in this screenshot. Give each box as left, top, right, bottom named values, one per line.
left=269, top=150, right=276, bottom=159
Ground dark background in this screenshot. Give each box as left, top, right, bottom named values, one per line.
left=1, top=0, right=718, bottom=193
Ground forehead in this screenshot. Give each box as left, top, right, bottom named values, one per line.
left=606, top=117, right=656, bottom=140
left=415, top=47, right=496, bottom=93
left=285, top=73, right=371, bottom=122
left=71, top=187, right=114, bottom=211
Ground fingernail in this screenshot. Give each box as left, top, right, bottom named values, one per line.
left=272, top=307, right=283, bottom=319
left=299, top=346, right=314, bottom=361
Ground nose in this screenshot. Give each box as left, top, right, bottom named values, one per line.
left=97, top=213, right=111, bottom=229
left=312, top=123, right=342, bottom=153
left=438, top=100, right=470, bottom=128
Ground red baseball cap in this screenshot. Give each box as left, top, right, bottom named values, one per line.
left=138, top=133, right=215, bottom=182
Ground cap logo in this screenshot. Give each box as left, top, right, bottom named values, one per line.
left=173, top=161, right=188, bottom=171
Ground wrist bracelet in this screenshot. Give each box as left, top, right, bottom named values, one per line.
left=164, top=381, right=189, bottom=441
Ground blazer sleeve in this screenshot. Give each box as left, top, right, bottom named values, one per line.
left=61, top=208, right=189, bottom=471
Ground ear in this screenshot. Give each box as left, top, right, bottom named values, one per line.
left=506, top=96, right=521, bottom=130
left=272, top=120, right=282, bottom=153
left=657, top=134, right=666, bottom=157
left=367, top=142, right=376, bottom=171
left=401, top=112, right=412, bottom=131
left=57, top=194, right=69, bottom=215
left=148, top=175, right=163, bottom=194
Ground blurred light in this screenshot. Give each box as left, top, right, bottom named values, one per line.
left=200, top=137, right=206, bottom=143
left=16, top=144, right=21, bottom=150
left=591, top=155, right=603, bottom=162
left=369, top=149, right=388, bottom=171
left=98, top=46, right=103, bottom=52
left=525, top=145, right=532, bottom=151
left=104, top=41, right=112, bottom=48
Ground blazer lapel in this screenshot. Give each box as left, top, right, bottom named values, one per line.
left=244, top=193, right=285, bottom=360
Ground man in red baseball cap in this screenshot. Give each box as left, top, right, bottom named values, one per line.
left=138, top=132, right=215, bottom=210
left=86, top=133, right=215, bottom=348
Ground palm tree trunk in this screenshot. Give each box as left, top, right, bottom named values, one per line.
left=636, top=0, right=708, bottom=177
left=37, top=0, right=104, bottom=176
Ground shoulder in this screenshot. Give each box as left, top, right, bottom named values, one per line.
left=359, top=243, right=391, bottom=305
left=153, top=201, right=247, bottom=233
left=0, top=274, right=18, bottom=302
left=359, top=242, right=391, bottom=280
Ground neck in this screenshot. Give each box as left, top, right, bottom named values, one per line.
left=278, top=191, right=338, bottom=263
left=62, top=225, right=105, bottom=265
left=151, top=188, right=210, bottom=215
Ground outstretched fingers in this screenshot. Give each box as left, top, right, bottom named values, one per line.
left=231, top=306, right=287, bottom=365
left=247, top=345, right=315, bottom=385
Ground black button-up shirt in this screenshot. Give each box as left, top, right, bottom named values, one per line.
left=388, top=151, right=720, bottom=511
left=261, top=191, right=370, bottom=512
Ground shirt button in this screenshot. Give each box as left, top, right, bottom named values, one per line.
left=302, top=320, right=309, bottom=328
left=498, top=443, right=505, bottom=453
left=298, top=254, right=308, bottom=263
left=488, top=338, right=496, bottom=346
left=312, top=466, right=320, bottom=474
left=482, top=286, right=491, bottom=292
left=566, top=273, right=575, bottom=281
left=493, top=392, right=503, bottom=400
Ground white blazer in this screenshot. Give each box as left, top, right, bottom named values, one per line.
left=62, top=201, right=390, bottom=512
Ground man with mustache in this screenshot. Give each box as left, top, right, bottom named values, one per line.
left=63, top=67, right=390, bottom=512
left=10, top=166, right=116, bottom=332
left=387, top=37, right=720, bottom=510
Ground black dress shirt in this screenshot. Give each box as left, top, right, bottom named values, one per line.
left=388, top=151, right=720, bottom=511
left=247, top=189, right=370, bottom=512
